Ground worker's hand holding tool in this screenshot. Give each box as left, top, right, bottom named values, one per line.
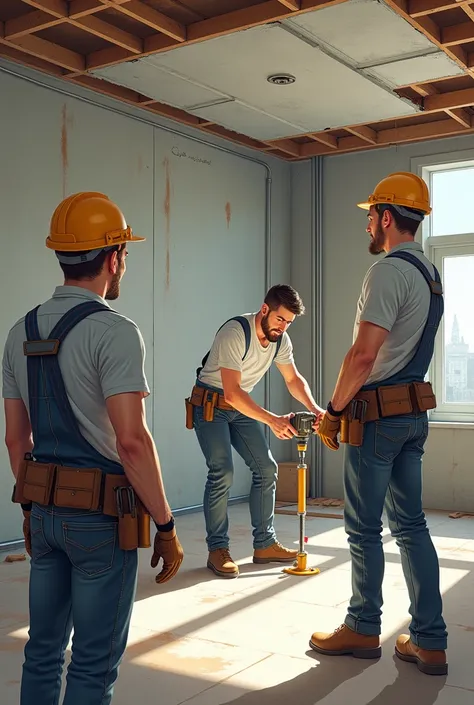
left=311, top=409, right=324, bottom=433
left=151, top=527, right=184, bottom=584
left=318, top=411, right=341, bottom=451
left=268, top=413, right=298, bottom=440
left=22, top=509, right=32, bottom=557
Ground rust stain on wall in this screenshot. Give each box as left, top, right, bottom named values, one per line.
left=163, top=157, right=171, bottom=290
left=61, top=104, right=68, bottom=199
left=225, top=201, right=231, bottom=229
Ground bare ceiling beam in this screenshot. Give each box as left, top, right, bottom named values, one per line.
left=277, top=0, right=301, bottom=9
left=442, top=21, right=474, bottom=46
left=113, top=1, right=186, bottom=42
left=187, top=0, right=344, bottom=43
left=384, top=0, right=468, bottom=68
left=89, top=0, right=344, bottom=70
left=424, top=86, right=474, bottom=110
left=4, top=34, right=85, bottom=72
left=70, top=16, right=143, bottom=53
left=408, top=0, right=469, bottom=16
left=0, top=43, right=65, bottom=75
left=21, top=0, right=68, bottom=18
left=310, top=132, right=338, bottom=148
left=344, top=125, right=378, bottom=144
left=410, top=82, right=439, bottom=96
left=445, top=108, right=472, bottom=127
left=5, top=11, right=63, bottom=38
left=299, top=117, right=472, bottom=157
left=263, top=139, right=301, bottom=156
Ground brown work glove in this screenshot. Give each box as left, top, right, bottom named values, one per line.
left=22, top=509, right=32, bottom=557
left=151, top=527, right=184, bottom=584
left=318, top=412, right=341, bottom=451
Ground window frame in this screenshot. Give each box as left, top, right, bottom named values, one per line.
left=411, top=150, right=474, bottom=425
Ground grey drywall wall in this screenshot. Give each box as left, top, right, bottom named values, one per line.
left=0, top=62, right=292, bottom=544
left=293, top=135, right=474, bottom=511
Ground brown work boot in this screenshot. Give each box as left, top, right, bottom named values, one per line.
left=309, top=624, right=382, bottom=659
left=395, top=634, right=447, bottom=675
left=253, top=541, right=298, bottom=564
left=207, top=548, right=239, bottom=579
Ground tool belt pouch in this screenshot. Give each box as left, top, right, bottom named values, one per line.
left=137, top=501, right=151, bottom=548
left=348, top=419, right=364, bottom=447
left=54, top=467, right=102, bottom=511
left=115, top=487, right=139, bottom=551
left=102, top=475, right=150, bottom=549
left=203, top=391, right=217, bottom=422
left=377, top=384, right=413, bottom=417
left=185, top=397, right=194, bottom=429
left=340, top=414, right=349, bottom=444
left=16, top=461, right=56, bottom=505
left=412, top=381, right=437, bottom=412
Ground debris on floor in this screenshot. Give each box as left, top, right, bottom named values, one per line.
left=449, top=512, right=474, bottom=519
left=4, top=553, right=26, bottom=563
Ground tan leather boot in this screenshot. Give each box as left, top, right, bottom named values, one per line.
left=207, top=548, right=239, bottom=578
left=253, top=542, right=298, bottom=564
left=309, top=624, right=382, bottom=659
left=395, top=634, right=447, bottom=675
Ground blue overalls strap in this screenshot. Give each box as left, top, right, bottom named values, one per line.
left=196, top=315, right=283, bottom=377
left=24, top=301, right=124, bottom=472
left=363, top=250, right=443, bottom=389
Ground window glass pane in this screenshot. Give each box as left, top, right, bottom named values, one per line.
left=443, top=254, right=474, bottom=404
left=432, top=167, right=474, bottom=236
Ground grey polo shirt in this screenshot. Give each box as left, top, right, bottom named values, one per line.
left=353, top=241, right=436, bottom=385
left=2, top=286, right=150, bottom=463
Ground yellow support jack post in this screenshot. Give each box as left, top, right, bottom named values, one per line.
left=283, top=415, right=320, bottom=577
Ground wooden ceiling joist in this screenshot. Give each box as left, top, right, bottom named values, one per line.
left=3, top=0, right=474, bottom=161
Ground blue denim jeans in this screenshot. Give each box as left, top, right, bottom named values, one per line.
left=21, top=503, right=138, bottom=705
left=193, top=402, right=278, bottom=551
left=343, top=412, right=447, bottom=650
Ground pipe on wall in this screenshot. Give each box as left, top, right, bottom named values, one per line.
left=310, top=156, right=324, bottom=498
left=0, top=61, right=275, bottom=541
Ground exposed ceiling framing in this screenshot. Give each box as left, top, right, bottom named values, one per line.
left=2, top=0, right=474, bottom=160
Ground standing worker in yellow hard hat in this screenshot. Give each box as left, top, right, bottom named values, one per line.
left=2, top=192, right=183, bottom=704
left=311, top=173, right=448, bottom=675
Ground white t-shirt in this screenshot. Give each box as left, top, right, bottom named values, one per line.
left=198, top=313, right=294, bottom=393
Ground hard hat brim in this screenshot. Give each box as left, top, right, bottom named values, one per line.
left=357, top=201, right=371, bottom=211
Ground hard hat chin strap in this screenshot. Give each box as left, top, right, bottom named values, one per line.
left=55, top=246, right=117, bottom=266
left=379, top=203, right=425, bottom=222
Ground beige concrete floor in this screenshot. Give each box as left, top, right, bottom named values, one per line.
left=1, top=503, right=474, bottom=704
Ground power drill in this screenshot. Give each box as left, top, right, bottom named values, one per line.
left=290, top=411, right=317, bottom=440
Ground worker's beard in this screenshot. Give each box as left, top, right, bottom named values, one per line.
left=261, top=312, right=282, bottom=343
left=369, top=223, right=386, bottom=256
left=105, top=271, right=121, bottom=300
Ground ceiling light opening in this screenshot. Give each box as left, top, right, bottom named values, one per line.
left=267, top=73, right=296, bottom=85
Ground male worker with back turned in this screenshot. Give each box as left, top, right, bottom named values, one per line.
left=186, top=284, right=323, bottom=578
left=2, top=192, right=183, bottom=705
left=312, top=172, right=448, bottom=676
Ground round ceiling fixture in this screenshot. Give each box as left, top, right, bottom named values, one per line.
left=267, top=73, right=296, bottom=85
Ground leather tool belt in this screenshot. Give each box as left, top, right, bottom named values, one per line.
left=185, top=384, right=234, bottom=428
left=340, top=381, right=436, bottom=448
left=12, top=459, right=151, bottom=551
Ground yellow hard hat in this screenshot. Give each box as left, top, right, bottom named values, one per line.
left=46, top=192, right=145, bottom=254
left=357, top=172, right=431, bottom=216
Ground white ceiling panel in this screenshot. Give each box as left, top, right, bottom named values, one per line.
left=92, top=59, right=229, bottom=110
left=285, top=0, right=437, bottom=67
left=192, top=100, right=307, bottom=141
left=365, top=52, right=464, bottom=87
left=148, top=24, right=417, bottom=134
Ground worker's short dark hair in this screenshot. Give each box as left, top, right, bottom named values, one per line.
left=375, top=203, right=421, bottom=237
left=264, top=284, right=305, bottom=316
left=57, top=244, right=123, bottom=281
